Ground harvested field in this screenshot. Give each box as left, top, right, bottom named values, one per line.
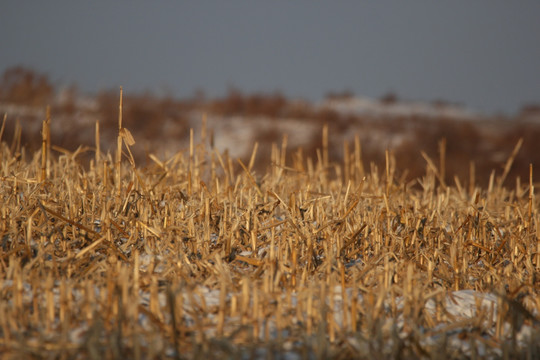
left=0, top=98, right=539, bottom=359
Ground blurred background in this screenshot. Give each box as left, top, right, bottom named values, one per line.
left=1, top=1, right=540, bottom=186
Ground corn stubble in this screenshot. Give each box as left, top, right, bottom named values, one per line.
left=0, top=104, right=539, bottom=359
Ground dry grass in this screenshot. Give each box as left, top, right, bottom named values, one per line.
left=0, top=96, right=540, bottom=359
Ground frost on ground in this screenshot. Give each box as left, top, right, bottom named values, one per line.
left=2, top=272, right=538, bottom=359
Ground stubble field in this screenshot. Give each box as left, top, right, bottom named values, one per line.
left=0, top=96, right=540, bottom=359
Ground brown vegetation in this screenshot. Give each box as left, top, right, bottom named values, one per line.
left=0, top=87, right=539, bottom=357
left=0, top=66, right=54, bottom=107
left=2, top=68, right=540, bottom=194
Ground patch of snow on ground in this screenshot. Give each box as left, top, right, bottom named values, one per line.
left=321, top=96, right=480, bottom=120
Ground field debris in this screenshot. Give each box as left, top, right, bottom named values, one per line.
left=0, top=109, right=539, bottom=359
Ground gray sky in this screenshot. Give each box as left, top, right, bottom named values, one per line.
left=2, top=1, right=540, bottom=114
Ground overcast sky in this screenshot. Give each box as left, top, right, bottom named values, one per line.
left=2, top=1, right=540, bottom=114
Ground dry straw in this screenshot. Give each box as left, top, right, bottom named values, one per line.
left=0, top=95, right=539, bottom=359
